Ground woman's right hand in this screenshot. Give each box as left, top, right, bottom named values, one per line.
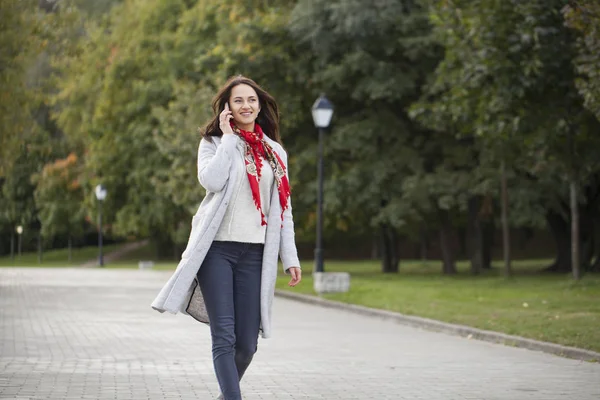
left=219, top=103, right=234, bottom=135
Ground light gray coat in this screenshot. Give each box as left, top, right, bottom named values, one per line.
left=151, top=133, right=300, bottom=339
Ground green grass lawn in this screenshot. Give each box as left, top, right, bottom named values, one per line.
left=276, top=260, right=600, bottom=353
left=0, top=244, right=123, bottom=267
left=2, top=245, right=598, bottom=353
left=0, top=243, right=177, bottom=269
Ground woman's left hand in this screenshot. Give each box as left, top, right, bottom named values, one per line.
left=288, top=267, right=301, bottom=287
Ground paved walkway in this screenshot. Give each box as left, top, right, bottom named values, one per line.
left=0, top=268, right=598, bottom=400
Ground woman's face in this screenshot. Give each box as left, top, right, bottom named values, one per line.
left=228, top=84, right=261, bottom=131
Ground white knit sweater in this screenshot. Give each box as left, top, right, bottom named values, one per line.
left=214, top=149, right=274, bottom=243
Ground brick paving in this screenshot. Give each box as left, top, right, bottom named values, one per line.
left=0, top=267, right=599, bottom=400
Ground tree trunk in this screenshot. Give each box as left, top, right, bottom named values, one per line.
left=10, top=232, right=15, bottom=261
left=591, top=219, right=600, bottom=272
left=570, top=179, right=581, bottom=280
left=457, top=227, right=467, bottom=259
left=371, top=234, right=379, bottom=260
left=545, top=209, right=572, bottom=272
left=581, top=215, right=594, bottom=271
left=482, top=219, right=494, bottom=269
left=591, top=253, right=600, bottom=273
left=500, top=161, right=512, bottom=277
left=438, top=210, right=457, bottom=275
left=380, top=224, right=399, bottom=273
left=68, top=235, right=72, bottom=263
left=545, top=200, right=596, bottom=273
left=467, top=196, right=483, bottom=274
left=420, top=227, right=428, bottom=261
left=481, top=194, right=494, bottom=269
left=37, top=232, right=42, bottom=264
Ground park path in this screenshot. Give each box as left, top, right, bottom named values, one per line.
left=0, top=267, right=599, bottom=400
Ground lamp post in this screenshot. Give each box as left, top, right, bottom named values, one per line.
left=95, top=184, right=107, bottom=267
left=311, top=94, right=334, bottom=273
left=16, top=225, right=23, bottom=258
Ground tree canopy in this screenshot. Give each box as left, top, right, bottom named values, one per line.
left=2, top=0, right=600, bottom=276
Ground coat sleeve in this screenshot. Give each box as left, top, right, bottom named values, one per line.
left=278, top=148, right=301, bottom=273
left=197, top=135, right=240, bottom=193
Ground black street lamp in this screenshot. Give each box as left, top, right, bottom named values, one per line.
left=311, top=94, right=334, bottom=274
left=16, top=225, right=23, bottom=259
left=95, top=184, right=107, bottom=267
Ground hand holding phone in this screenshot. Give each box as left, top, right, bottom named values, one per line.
left=219, top=103, right=234, bottom=135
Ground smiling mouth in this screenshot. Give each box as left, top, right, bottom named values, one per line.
left=240, top=112, right=252, bottom=117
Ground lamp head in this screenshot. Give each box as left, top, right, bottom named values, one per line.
left=311, top=94, right=334, bottom=129
left=95, top=184, right=107, bottom=201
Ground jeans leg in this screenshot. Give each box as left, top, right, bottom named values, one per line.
left=198, top=242, right=242, bottom=400
left=233, top=243, right=263, bottom=381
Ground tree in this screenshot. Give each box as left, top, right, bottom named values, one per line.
left=564, top=1, right=600, bottom=121
left=420, top=0, right=600, bottom=279
left=0, top=0, right=42, bottom=173
left=0, top=0, right=91, bottom=257
left=33, top=153, right=86, bottom=261
left=290, top=0, right=440, bottom=273
left=0, top=141, right=45, bottom=257
left=563, top=2, right=600, bottom=273
left=53, top=0, right=310, bottom=257
left=53, top=0, right=193, bottom=256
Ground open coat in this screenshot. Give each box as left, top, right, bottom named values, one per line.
left=151, top=134, right=300, bottom=339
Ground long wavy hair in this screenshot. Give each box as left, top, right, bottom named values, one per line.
left=200, top=76, right=282, bottom=145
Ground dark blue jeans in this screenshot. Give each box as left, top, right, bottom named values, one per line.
left=197, top=241, right=263, bottom=400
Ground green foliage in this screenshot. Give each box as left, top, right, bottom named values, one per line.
left=33, top=153, right=86, bottom=240
left=417, top=0, right=600, bottom=224
left=564, top=1, right=600, bottom=121
left=72, top=0, right=123, bottom=16
left=0, top=133, right=56, bottom=255
left=52, top=0, right=310, bottom=250
left=418, top=0, right=575, bottom=141
left=5, top=0, right=600, bottom=269
left=290, top=0, right=440, bottom=234
left=53, top=0, right=191, bottom=246
left=0, top=0, right=89, bottom=253
left=0, top=0, right=42, bottom=173
left=0, top=144, right=38, bottom=229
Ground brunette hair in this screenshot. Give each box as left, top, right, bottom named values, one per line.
left=200, top=75, right=282, bottom=144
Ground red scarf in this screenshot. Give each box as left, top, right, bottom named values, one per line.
left=232, top=122, right=291, bottom=225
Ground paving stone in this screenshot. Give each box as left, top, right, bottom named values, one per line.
left=0, top=267, right=599, bottom=399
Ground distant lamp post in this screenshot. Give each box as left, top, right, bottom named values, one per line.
left=16, top=225, right=23, bottom=258
left=311, top=94, right=334, bottom=274
left=95, top=184, right=107, bottom=267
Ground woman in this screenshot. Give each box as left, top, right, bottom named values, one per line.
left=151, top=75, right=302, bottom=400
